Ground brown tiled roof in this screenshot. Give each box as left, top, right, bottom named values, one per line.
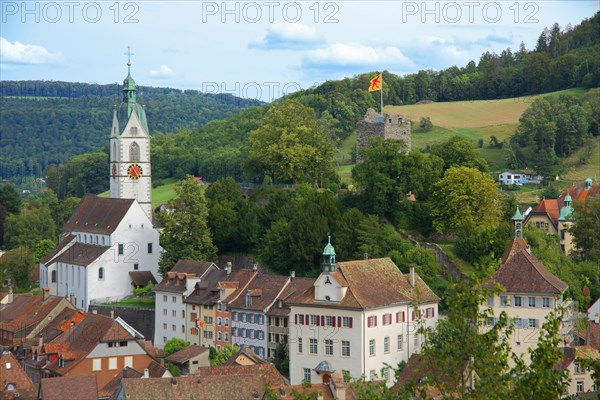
left=0, top=351, right=37, bottom=400
left=288, top=383, right=334, bottom=400
left=0, top=293, right=72, bottom=334
left=564, top=183, right=600, bottom=202
left=40, top=234, right=75, bottom=265
left=54, top=242, right=110, bottom=267
left=34, top=309, right=85, bottom=343
left=138, top=340, right=164, bottom=358
left=129, top=271, right=158, bottom=287
left=290, top=258, right=440, bottom=310
left=492, top=249, right=568, bottom=294
left=165, top=344, right=209, bottom=364
left=221, top=269, right=259, bottom=304
left=185, top=269, right=227, bottom=305
left=501, top=237, right=529, bottom=264
left=154, top=260, right=217, bottom=293
left=99, top=366, right=143, bottom=400
left=229, top=273, right=290, bottom=311
left=560, top=346, right=600, bottom=370
left=268, top=277, right=315, bottom=317
left=222, top=344, right=266, bottom=366
left=585, top=321, right=600, bottom=350
left=147, top=359, right=169, bottom=377
left=100, top=319, right=137, bottom=342
left=62, top=194, right=136, bottom=234
left=40, top=375, right=98, bottom=400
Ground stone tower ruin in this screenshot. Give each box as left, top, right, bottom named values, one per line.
left=355, top=108, right=411, bottom=163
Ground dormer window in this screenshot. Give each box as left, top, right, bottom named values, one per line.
left=245, top=291, right=252, bottom=308
left=5, top=383, right=15, bottom=391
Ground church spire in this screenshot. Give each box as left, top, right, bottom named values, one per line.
left=512, top=206, right=524, bottom=238
left=122, top=46, right=137, bottom=103
left=322, top=235, right=336, bottom=273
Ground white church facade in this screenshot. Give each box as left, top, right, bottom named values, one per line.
left=40, top=57, right=161, bottom=310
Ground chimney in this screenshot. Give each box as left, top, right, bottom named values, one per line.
left=7, top=284, right=13, bottom=304
left=42, top=287, right=50, bottom=301
left=92, top=309, right=98, bottom=314
left=290, top=271, right=295, bottom=279
left=409, top=266, right=415, bottom=288
left=110, top=310, right=115, bottom=319
left=143, top=368, right=149, bottom=379
left=252, top=263, right=258, bottom=271
left=69, top=293, right=75, bottom=304
left=595, top=313, right=599, bottom=324
left=226, top=262, right=232, bottom=276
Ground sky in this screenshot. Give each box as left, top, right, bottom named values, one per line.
left=1, top=1, right=598, bottom=101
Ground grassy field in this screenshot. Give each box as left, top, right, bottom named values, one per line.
left=102, top=297, right=155, bottom=309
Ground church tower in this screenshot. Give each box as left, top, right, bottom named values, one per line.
left=110, top=51, right=152, bottom=220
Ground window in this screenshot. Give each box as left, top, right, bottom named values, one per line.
left=134, top=263, right=139, bottom=270
left=129, top=142, right=140, bottom=161
left=528, top=319, right=537, bottom=328
left=396, top=311, right=405, bottom=323
left=370, top=370, right=376, bottom=381
left=181, top=325, right=185, bottom=333
left=577, top=381, right=584, bottom=393
left=51, top=270, right=57, bottom=283
left=529, top=297, right=536, bottom=307
left=217, top=332, right=222, bottom=341
left=163, top=309, right=167, bottom=316
left=148, top=243, right=153, bottom=253
left=172, top=324, right=176, bottom=331
left=163, top=323, right=167, bottom=330
left=500, top=296, right=508, bottom=306
left=182, top=310, right=185, bottom=319
left=384, top=336, right=390, bottom=353
left=224, top=333, right=229, bottom=341
left=310, top=315, right=318, bottom=325
left=298, top=338, right=303, bottom=353
left=425, top=307, right=435, bottom=318
left=118, top=244, right=124, bottom=255
left=6, top=383, right=15, bottom=391
left=575, top=362, right=583, bottom=374
left=515, top=318, right=523, bottom=328
left=542, top=298, right=551, bottom=308
left=397, top=334, right=403, bottom=351
left=383, top=313, right=391, bottom=325
left=342, top=340, right=350, bottom=357
left=326, top=316, right=334, bottom=326
left=217, top=317, right=222, bottom=326
left=369, top=339, right=375, bottom=356
left=368, top=316, right=377, bottom=327
left=172, top=310, right=176, bottom=317
left=163, top=295, right=167, bottom=302
left=191, top=328, right=198, bottom=336
left=383, top=367, right=390, bottom=382
left=109, top=357, right=117, bottom=370
left=224, top=318, right=229, bottom=327
left=342, top=316, right=351, bottom=327
left=124, top=356, right=133, bottom=368
left=98, top=267, right=104, bottom=280
left=303, top=368, right=311, bottom=383
left=92, top=358, right=101, bottom=371
left=325, top=339, right=333, bottom=356
left=514, top=296, right=522, bottom=307
left=414, top=334, right=419, bottom=348
left=172, top=296, right=176, bottom=303
left=310, top=338, right=318, bottom=354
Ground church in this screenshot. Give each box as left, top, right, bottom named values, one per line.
left=39, top=57, right=161, bottom=310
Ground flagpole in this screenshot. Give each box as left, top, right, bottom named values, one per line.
left=380, top=73, right=384, bottom=115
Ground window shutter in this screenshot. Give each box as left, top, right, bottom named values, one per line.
left=338, top=317, right=342, bottom=327
left=412, top=311, right=415, bottom=321
left=316, top=315, right=320, bottom=326
left=295, top=314, right=298, bottom=324
left=321, top=316, right=325, bottom=326
left=305, top=315, right=309, bottom=325
left=402, top=312, right=406, bottom=322
left=368, top=317, right=371, bottom=328
left=349, top=317, right=353, bottom=328
left=332, top=317, right=336, bottom=327
left=432, top=308, right=435, bottom=318
left=375, top=316, right=378, bottom=327
left=396, top=312, right=399, bottom=323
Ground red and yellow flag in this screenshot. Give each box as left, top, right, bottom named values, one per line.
left=368, top=73, right=382, bottom=92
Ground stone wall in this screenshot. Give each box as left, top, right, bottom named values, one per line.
left=356, top=108, right=411, bottom=163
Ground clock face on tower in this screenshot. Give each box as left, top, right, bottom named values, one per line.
left=127, top=163, right=143, bottom=180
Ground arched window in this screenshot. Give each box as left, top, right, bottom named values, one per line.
left=51, top=270, right=57, bottom=283
left=6, top=383, right=15, bottom=391
left=98, top=267, right=104, bottom=280
left=112, top=142, right=117, bottom=160
left=129, top=142, right=140, bottom=162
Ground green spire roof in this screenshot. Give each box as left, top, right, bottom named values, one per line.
left=116, top=48, right=149, bottom=134
left=512, top=207, right=524, bottom=221
left=559, top=204, right=574, bottom=221
left=323, top=235, right=336, bottom=257
left=564, top=194, right=572, bottom=204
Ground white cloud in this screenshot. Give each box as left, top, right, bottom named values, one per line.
left=149, top=65, right=175, bottom=78
left=249, top=22, right=324, bottom=50
left=302, top=43, right=416, bottom=71
left=0, top=37, right=63, bottom=65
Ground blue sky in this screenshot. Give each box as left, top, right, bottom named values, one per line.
left=1, top=1, right=598, bottom=101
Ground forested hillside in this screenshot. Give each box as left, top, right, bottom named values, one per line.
left=0, top=82, right=262, bottom=182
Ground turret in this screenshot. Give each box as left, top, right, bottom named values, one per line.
left=322, top=235, right=336, bottom=273
left=512, top=206, right=524, bottom=238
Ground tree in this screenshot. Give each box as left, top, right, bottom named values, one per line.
left=157, top=176, right=217, bottom=275
left=272, top=342, right=289, bottom=377
left=209, top=344, right=239, bottom=366
left=0, top=247, right=35, bottom=291
left=247, top=100, right=336, bottom=186
left=570, top=198, right=600, bottom=261
left=163, top=338, right=189, bottom=357
left=133, top=281, right=155, bottom=297
left=430, top=166, right=501, bottom=235
left=3, top=206, right=57, bottom=250
left=430, top=136, right=488, bottom=172
left=0, top=183, right=22, bottom=214
left=419, top=116, right=433, bottom=132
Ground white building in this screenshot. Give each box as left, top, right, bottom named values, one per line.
left=153, top=260, right=218, bottom=347
left=288, top=238, right=440, bottom=386
left=498, top=171, right=543, bottom=185
left=39, top=195, right=161, bottom=310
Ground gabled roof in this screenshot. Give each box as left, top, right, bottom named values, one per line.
left=54, top=242, right=110, bottom=267
left=492, top=249, right=567, bottom=294
left=40, top=234, right=75, bottom=265
left=528, top=199, right=561, bottom=227
left=99, top=366, right=143, bottom=400
left=228, top=273, right=290, bottom=312
left=185, top=269, right=228, bottom=305
left=222, top=344, right=267, bottom=366
left=221, top=269, right=259, bottom=304
left=0, top=293, right=73, bottom=334
left=585, top=321, right=600, bottom=350
left=154, top=260, right=217, bottom=294
left=501, top=237, right=529, bottom=264
left=40, top=375, right=98, bottom=400
left=290, top=258, right=440, bottom=309
left=165, top=344, right=209, bottom=364
left=34, top=309, right=85, bottom=344
left=62, top=194, right=136, bottom=234
left=561, top=346, right=600, bottom=370
left=268, top=277, right=315, bottom=316
left=0, top=351, right=37, bottom=400
left=129, top=271, right=158, bottom=287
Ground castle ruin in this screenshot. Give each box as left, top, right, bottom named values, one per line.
left=355, top=108, right=411, bottom=163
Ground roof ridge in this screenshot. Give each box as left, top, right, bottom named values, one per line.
left=521, top=250, right=566, bottom=292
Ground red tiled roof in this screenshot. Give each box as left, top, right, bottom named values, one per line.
left=529, top=199, right=561, bottom=227
left=492, top=250, right=567, bottom=294
left=0, top=351, right=37, bottom=400
left=99, top=366, right=143, bottom=399
left=0, top=293, right=72, bottom=334
left=228, top=274, right=290, bottom=311
left=290, top=258, right=440, bottom=309
left=40, top=375, right=98, bottom=400
left=586, top=321, right=600, bottom=350
left=222, top=269, right=259, bottom=304
left=501, top=237, right=529, bottom=264
left=62, top=194, right=136, bottom=234
left=165, top=344, right=209, bottom=364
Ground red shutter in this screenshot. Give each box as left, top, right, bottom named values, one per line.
left=338, top=317, right=342, bottom=327
left=432, top=308, right=435, bottom=318
left=295, top=314, right=297, bottom=324
left=332, top=317, right=336, bottom=327
left=349, top=317, right=353, bottom=328
left=411, top=311, right=415, bottom=321
left=368, top=317, right=371, bottom=328
left=305, top=314, right=309, bottom=325
left=402, top=312, right=406, bottom=322
left=375, top=316, right=378, bottom=327
left=396, top=312, right=399, bottom=323
left=316, top=315, right=320, bottom=326
left=321, top=316, right=325, bottom=326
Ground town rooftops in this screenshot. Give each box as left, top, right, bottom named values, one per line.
left=40, top=234, right=75, bottom=265
left=165, top=344, right=209, bottom=364
left=561, top=345, right=600, bottom=371
left=492, top=249, right=567, bottom=294
left=40, top=374, right=98, bottom=400
left=0, top=351, right=37, bottom=400
left=154, top=260, right=217, bottom=294
left=62, top=194, right=137, bottom=234
left=0, top=292, right=72, bottom=335
left=185, top=268, right=228, bottom=305
left=290, top=257, right=440, bottom=309
left=268, top=277, right=315, bottom=317
left=228, top=273, right=290, bottom=312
